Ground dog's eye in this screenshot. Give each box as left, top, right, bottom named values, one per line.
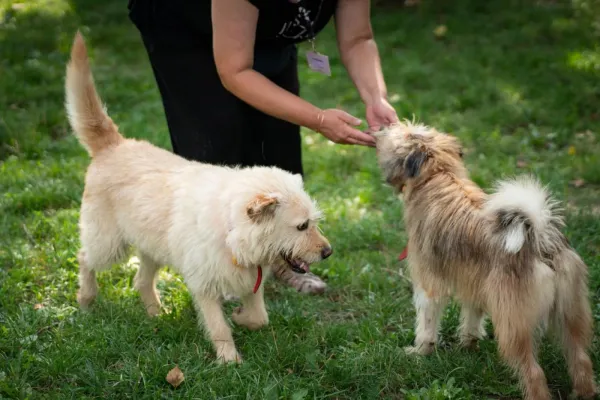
left=296, top=221, right=309, bottom=231
left=459, top=149, right=464, bottom=158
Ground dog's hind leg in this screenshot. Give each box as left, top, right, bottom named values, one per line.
left=405, top=284, right=448, bottom=355
left=560, top=304, right=597, bottom=398
left=77, top=203, right=127, bottom=309
left=134, top=252, right=162, bottom=317
left=553, top=251, right=597, bottom=398
left=77, top=250, right=98, bottom=309
left=493, top=309, right=551, bottom=400
left=194, top=296, right=241, bottom=364
left=458, top=304, right=487, bottom=348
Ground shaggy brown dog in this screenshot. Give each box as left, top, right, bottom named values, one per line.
left=375, top=121, right=596, bottom=400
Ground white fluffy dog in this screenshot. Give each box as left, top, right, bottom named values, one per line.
left=65, top=33, right=332, bottom=363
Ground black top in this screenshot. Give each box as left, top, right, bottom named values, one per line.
left=249, top=0, right=338, bottom=46
left=128, top=0, right=338, bottom=75
left=155, top=0, right=338, bottom=47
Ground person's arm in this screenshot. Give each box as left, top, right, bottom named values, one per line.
left=212, top=0, right=375, bottom=146
left=335, top=0, right=398, bottom=131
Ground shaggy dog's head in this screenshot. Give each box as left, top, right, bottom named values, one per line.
left=374, top=120, right=468, bottom=192
left=227, top=169, right=332, bottom=274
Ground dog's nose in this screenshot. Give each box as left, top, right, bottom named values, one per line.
left=321, top=246, right=333, bottom=260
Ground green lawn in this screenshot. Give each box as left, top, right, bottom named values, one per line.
left=1, top=0, right=600, bottom=398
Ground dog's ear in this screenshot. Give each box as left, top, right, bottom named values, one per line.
left=247, top=193, right=281, bottom=221
left=404, top=148, right=428, bottom=178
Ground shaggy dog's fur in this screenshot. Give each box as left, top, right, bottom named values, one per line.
left=65, top=33, right=332, bottom=363
left=375, top=122, right=596, bottom=399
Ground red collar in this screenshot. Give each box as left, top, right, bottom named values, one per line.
left=253, top=266, right=263, bottom=294
left=398, top=245, right=408, bottom=261
left=232, top=255, right=263, bottom=294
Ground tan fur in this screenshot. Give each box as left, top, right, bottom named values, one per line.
left=375, top=121, right=596, bottom=400
left=65, top=33, right=124, bottom=156
left=66, top=32, right=332, bottom=363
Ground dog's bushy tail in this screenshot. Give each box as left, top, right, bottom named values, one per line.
left=484, top=176, right=564, bottom=256
left=65, top=31, right=123, bottom=157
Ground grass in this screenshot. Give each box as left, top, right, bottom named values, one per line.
left=1, top=0, right=600, bottom=398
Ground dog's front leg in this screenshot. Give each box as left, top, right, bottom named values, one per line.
left=405, top=285, right=447, bottom=355
left=232, top=286, right=269, bottom=331
left=195, top=296, right=241, bottom=364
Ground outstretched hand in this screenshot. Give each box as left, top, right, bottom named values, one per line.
left=317, top=108, right=376, bottom=147
left=366, top=98, right=399, bottom=133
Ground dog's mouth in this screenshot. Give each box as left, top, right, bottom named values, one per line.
left=282, top=252, right=310, bottom=274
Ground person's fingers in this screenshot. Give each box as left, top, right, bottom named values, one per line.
left=350, top=129, right=376, bottom=145
left=336, top=110, right=362, bottom=126
left=345, top=136, right=358, bottom=145
left=386, top=108, right=400, bottom=123
left=344, top=127, right=375, bottom=146
left=338, top=131, right=374, bottom=147
left=356, top=139, right=376, bottom=147
left=369, top=124, right=381, bottom=134
left=387, top=114, right=399, bottom=124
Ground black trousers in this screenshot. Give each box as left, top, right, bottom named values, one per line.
left=128, top=1, right=304, bottom=175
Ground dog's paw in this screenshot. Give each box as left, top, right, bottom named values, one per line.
left=231, top=307, right=268, bottom=331
left=216, top=347, right=243, bottom=364
left=404, top=343, right=434, bottom=356
left=145, top=304, right=161, bottom=317
left=459, top=336, right=481, bottom=350
left=77, top=290, right=96, bottom=310
left=572, top=382, right=597, bottom=399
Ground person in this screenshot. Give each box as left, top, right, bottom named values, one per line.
left=127, top=0, right=398, bottom=294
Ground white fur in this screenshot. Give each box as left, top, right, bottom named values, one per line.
left=77, top=154, right=330, bottom=363
left=504, top=224, right=526, bottom=253
left=405, top=286, right=447, bottom=355
left=66, top=32, right=331, bottom=364
left=484, top=176, right=562, bottom=253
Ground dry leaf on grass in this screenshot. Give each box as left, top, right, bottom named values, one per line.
left=570, top=179, right=585, bottom=188
left=166, top=365, right=185, bottom=388
left=33, top=303, right=44, bottom=310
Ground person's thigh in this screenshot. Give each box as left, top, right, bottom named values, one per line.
left=247, top=48, right=303, bottom=176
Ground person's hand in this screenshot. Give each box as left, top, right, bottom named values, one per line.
left=365, top=97, right=399, bottom=133
left=316, top=109, right=376, bottom=147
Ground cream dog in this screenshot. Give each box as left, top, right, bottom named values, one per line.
left=65, top=33, right=332, bottom=363
left=375, top=121, right=596, bottom=400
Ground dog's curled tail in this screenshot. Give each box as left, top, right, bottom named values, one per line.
left=484, top=176, right=564, bottom=255
left=65, top=31, right=123, bottom=157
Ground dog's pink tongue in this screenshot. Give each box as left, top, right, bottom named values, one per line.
left=300, top=261, right=310, bottom=273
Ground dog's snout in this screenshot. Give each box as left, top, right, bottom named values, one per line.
left=321, top=246, right=333, bottom=260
